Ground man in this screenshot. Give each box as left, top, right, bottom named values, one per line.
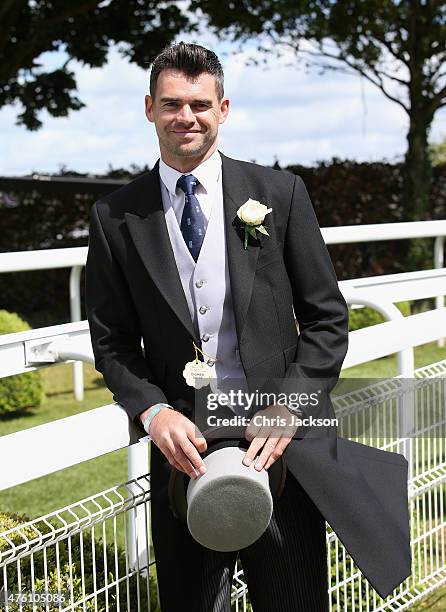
left=85, top=42, right=409, bottom=611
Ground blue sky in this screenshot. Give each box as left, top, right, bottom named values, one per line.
left=1, top=34, right=445, bottom=176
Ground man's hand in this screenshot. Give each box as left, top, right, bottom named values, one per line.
left=142, top=407, right=207, bottom=479
left=242, top=404, right=298, bottom=471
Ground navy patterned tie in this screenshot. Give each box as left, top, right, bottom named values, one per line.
left=177, top=174, right=206, bottom=262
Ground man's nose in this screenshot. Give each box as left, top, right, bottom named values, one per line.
left=177, top=104, right=194, bottom=123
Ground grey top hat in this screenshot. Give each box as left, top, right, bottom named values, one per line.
left=168, top=425, right=287, bottom=552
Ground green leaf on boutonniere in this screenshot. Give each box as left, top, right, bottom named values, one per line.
left=243, top=224, right=269, bottom=249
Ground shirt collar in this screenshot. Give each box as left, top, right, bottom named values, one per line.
left=159, top=148, right=222, bottom=197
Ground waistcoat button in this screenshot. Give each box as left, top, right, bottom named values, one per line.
left=195, top=279, right=204, bottom=288
left=202, top=333, right=210, bottom=342
left=199, top=306, right=208, bottom=314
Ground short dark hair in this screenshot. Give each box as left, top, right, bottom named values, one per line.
left=149, top=42, right=224, bottom=100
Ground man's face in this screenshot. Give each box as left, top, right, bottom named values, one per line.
left=145, top=69, right=229, bottom=162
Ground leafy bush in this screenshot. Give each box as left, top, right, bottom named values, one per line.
left=0, top=310, right=44, bottom=414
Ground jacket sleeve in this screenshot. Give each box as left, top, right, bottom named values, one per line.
left=279, top=175, right=349, bottom=418
left=85, top=202, right=169, bottom=424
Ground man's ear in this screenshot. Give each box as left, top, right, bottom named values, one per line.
left=219, top=97, right=230, bottom=125
left=145, top=94, right=154, bottom=123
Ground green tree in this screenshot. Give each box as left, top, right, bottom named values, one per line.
left=194, top=0, right=446, bottom=220
left=0, top=0, right=190, bottom=130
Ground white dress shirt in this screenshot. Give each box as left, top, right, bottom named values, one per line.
left=158, top=148, right=222, bottom=229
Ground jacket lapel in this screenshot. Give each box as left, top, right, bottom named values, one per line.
left=124, top=153, right=261, bottom=347
left=220, top=152, right=261, bottom=340
left=124, top=161, right=200, bottom=345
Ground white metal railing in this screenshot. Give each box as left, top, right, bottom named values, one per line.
left=343, top=303, right=446, bottom=371
left=0, top=247, right=86, bottom=400
left=339, top=267, right=446, bottom=305
left=0, top=321, right=90, bottom=377
left=1, top=219, right=444, bottom=401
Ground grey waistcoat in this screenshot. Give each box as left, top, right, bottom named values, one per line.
left=163, top=188, right=249, bottom=415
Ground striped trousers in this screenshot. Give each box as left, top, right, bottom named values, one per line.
left=150, top=441, right=329, bottom=611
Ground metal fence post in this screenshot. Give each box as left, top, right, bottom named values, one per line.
left=434, top=235, right=445, bottom=347
left=127, top=441, right=151, bottom=572
left=70, top=265, right=84, bottom=401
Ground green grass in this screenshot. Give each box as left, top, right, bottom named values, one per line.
left=410, top=584, right=446, bottom=610
left=0, top=342, right=445, bottom=609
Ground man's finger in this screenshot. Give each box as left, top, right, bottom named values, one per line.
left=172, top=445, right=201, bottom=479
left=253, top=432, right=282, bottom=471
left=161, top=440, right=191, bottom=475
left=264, top=436, right=293, bottom=470
left=242, top=430, right=270, bottom=466
left=165, top=436, right=199, bottom=479
left=180, top=437, right=207, bottom=475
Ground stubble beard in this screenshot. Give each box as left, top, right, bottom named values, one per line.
left=162, top=127, right=216, bottom=159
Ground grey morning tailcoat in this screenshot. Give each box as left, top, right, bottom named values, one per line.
left=85, top=151, right=411, bottom=599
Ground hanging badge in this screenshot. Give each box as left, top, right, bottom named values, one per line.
left=183, top=360, right=213, bottom=389
left=183, top=341, right=218, bottom=389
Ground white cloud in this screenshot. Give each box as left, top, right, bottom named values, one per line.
left=219, top=49, right=410, bottom=166
left=0, top=42, right=444, bottom=175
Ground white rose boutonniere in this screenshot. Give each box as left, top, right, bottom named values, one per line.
left=236, top=199, right=272, bottom=249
